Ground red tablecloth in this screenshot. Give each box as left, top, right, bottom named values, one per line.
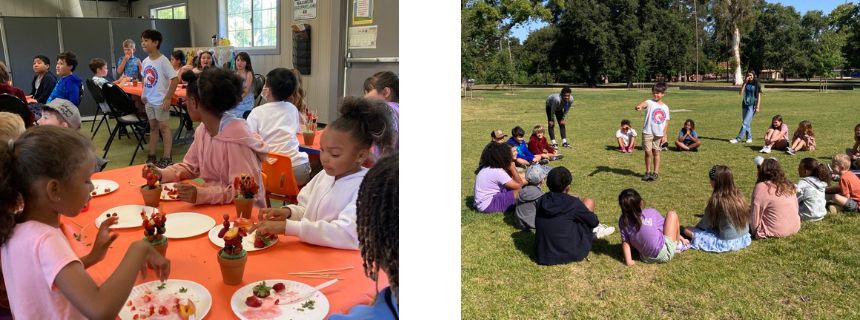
left=120, top=83, right=187, bottom=104
left=61, top=164, right=384, bottom=319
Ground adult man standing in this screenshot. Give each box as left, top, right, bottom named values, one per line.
left=545, top=87, right=573, bottom=149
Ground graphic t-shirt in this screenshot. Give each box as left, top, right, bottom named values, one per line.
left=642, top=99, right=670, bottom=136
left=141, top=54, right=177, bottom=106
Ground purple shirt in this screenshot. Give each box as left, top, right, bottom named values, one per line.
left=619, top=208, right=666, bottom=259
left=473, top=167, right=512, bottom=211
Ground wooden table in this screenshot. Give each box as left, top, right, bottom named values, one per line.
left=60, top=164, right=383, bottom=319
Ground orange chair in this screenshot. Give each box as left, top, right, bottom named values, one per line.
left=261, top=152, right=302, bottom=207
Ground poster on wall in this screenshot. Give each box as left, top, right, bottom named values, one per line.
left=294, top=0, right=317, bottom=20
left=348, top=25, right=377, bottom=49
left=352, top=0, right=373, bottom=25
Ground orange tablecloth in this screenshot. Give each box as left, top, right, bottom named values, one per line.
left=62, top=164, right=383, bottom=319
left=296, top=130, right=322, bottom=150
left=120, top=82, right=187, bottom=104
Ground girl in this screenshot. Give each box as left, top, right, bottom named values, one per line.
left=731, top=71, right=762, bottom=144
left=848, top=123, right=859, bottom=169
left=787, top=120, right=816, bottom=155
left=253, top=97, right=395, bottom=249
left=0, top=126, right=169, bottom=319
left=796, top=158, right=830, bottom=221
left=528, top=125, right=562, bottom=160
left=617, top=189, right=688, bottom=265
left=330, top=154, right=399, bottom=319
left=615, top=119, right=637, bottom=153
left=289, top=68, right=309, bottom=127
left=364, top=71, right=399, bottom=156
left=760, top=115, right=788, bottom=153
left=675, top=119, right=701, bottom=151
left=246, top=68, right=312, bottom=186
left=193, top=50, right=215, bottom=73
left=146, top=69, right=268, bottom=208
left=750, top=158, right=800, bottom=239
left=472, top=142, right=526, bottom=214
left=170, top=50, right=192, bottom=77
left=229, top=52, right=255, bottom=119
left=683, top=165, right=752, bottom=252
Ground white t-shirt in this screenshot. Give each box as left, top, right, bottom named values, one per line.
left=615, top=128, right=638, bottom=146
left=642, top=99, right=670, bottom=136
left=246, top=100, right=309, bottom=166
left=141, top=54, right=177, bottom=106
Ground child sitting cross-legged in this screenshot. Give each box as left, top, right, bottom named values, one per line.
left=675, top=119, right=701, bottom=151
left=618, top=188, right=689, bottom=266
left=796, top=157, right=830, bottom=221
left=683, top=165, right=752, bottom=252
left=515, top=164, right=551, bottom=232
left=826, top=154, right=860, bottom=213
left=528, top=125, right=563, bottom=161
left=508, top=126, right=546, bottom=166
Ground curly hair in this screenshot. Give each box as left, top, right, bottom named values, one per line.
left=756, top=158, right=796, bottom=197
left=799, top=157, right=830, bottom=184
left=329, top=97, right=394, bottom=152
left=195, top=68, right=243, bottom=114
left=355, top=153, right=398, bottom=297
left=475, top=142, right=513, bottom=174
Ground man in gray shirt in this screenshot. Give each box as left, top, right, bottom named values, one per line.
left=545, top=86, right=573, bottom=149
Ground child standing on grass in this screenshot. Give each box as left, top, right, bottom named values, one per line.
left=675, top=119, right=701, bottom=151
left=618, top=189, right=688, bottom=265
left=528, top=125, right=563, bottom=161
left=786, top=120, right=815, bottom=155
left=615, top=119, right=637, bottom=153
left=634, top=82, right=670, bottom=181
left=140, top=29, right=180, bottom=168
left=826, top=154, right=860, bottom=213
left=508, top=126, right=546, bottom=166
left=759, top=115, right=788, bottom=154
left=796, top=158, right=830, bottom=221
left=473, top=142, right=525, bottom=213
left=750, top=158, right=800, bottom=239
left=683, top=165, right=752, bottom=252
left=515, top=164, right=550, bottom=232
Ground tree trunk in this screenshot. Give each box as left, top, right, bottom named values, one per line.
left=731, top=24, right=743, bottom=86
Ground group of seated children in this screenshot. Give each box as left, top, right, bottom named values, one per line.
left=615, top=118, right=700, bottom=153
left=491, top=125, right=564, bottom=168
left=758, top=115, right=817, bottom=155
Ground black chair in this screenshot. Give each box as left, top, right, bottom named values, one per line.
left=253, top=73, right=265, bottom=99
left=0, top=94, right=34, bottom=127
left=85, top=79, right=112, bottom=139
left=101, top=83, right=147, bottom=165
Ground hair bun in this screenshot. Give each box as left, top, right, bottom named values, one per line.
left=181, top=69, right=197, bottom=83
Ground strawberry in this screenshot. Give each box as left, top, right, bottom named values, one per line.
left=245, top=296, right=262, bottom=308
left=254, top=238, right=265, bottom=248
left=252, top=281, right=272, bottom=298
left=127, top=301, right=133, bottom=306
left=133, top=314, right=139, bottom=320
left=148, top=306, right=155, bottom=316
left=143, top=295, right=152, bottom=303
left=158, top=305, right=169, bottom=315
left=273, top=283, right=286, bottom=293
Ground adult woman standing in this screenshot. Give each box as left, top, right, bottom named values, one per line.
left=730, top=71, right=762, bottom=144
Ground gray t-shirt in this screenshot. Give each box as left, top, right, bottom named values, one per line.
left=515, top=185, right=544, bottom=231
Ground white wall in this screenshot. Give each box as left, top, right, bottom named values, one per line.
left=0, top=0, right=127, bottom=17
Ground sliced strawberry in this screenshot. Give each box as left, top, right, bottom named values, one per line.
left=133, top=314, right=139, bottom=320
left=127, top=300, right=133, bottom=306
left=143, top=295, right=152, bottom=303
left=254, top=238, right=265, bottom=248
left=245, top=295, right=262, bottom=308
left=273, top=283, right=286, bottom=293
left=158, top=305, right=169, bottom=315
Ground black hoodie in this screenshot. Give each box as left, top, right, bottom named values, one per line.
left=534, top=192, right=599, bottom=265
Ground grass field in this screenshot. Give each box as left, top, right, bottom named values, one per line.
left=461, top=87, right=860, bottom=319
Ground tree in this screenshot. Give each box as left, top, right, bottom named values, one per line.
left=712, top=0, right=759, bottom=85
left=828, top=2, right=860, bottom=71
left=521, top=26, right=560, bottom=84
left=742, top=2, right=801, bottom=81
left=554, top=0, right=615, bottom=86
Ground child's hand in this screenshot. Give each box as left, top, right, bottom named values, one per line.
left=175, top=183, right=197, bottom=203
left=141, top=245, right=171, bottom=281
left=142, top=164, right=163, bottom=181
left=259, top=208, right=291, bottom=221
left=253, top=220, right=286, bottom=237
left=89, top=216, right=119, bottom=263
left=161, top=100, right=170, bottom=112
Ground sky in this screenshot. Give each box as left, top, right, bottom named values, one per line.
left=510, top=0, right=855, bottom=41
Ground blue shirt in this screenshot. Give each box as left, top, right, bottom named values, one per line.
left=678, top=128, right=698, bottom=145
left=117, top=55, right=141, bottom=79
left=329, top=287, right=398, bottom=320
left=47, top=73, right=82, bottom=106
left=508, top=137, right=535, bottom=162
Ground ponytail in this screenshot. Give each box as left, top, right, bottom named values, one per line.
left=330, top=97, right=394, bottom=152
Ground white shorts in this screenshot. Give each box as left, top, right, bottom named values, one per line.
left=145, top=103, right=171, bottom=122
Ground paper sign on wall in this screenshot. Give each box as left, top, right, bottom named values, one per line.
left=348, top=25, right=377, bottom=49
left=352, top=0, right=373, bottom=25
left=294, top=0, right=317, bottom=20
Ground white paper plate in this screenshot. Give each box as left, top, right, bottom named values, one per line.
left=95, top=205, right=156, bottom=229
left=91, top=179, right=119, bottom=197
left=120, top=279, right=212, bottom=320
left=160, top=182, right=180, bottom=201
left=163, top=212, right=216, bottom=239
left=230, top=279, right=329, bottom=320
left=208, top=226, right=277, bottom=252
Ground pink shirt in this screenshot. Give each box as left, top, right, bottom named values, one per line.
left=1, top=221, right=85, bottom=318
left=750, top=182, right=801, bottom=239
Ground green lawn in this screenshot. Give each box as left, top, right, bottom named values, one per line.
left=461, top=88, right=860, bottom=319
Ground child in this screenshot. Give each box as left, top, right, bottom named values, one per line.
left=140, top=29, right=180, bottom=167
left=0, top=112, right=24, bottom=141
left=675, top=119, right=701, bottom=151
left=0, top=62, right=27, bottom=104
left=246, top=68, right=312, bottom=186
left=759, top=115, right=788, bottom=153
left=329, top=154, right=399, bottom=319
left=826, top=154, right=860, bottom=213
left=534, top=166, right=602, bottom=265
left=750, top=158, right=800, bottom=239
left=89, top=58, right=130, bottom=88
left=786, top=120, right=815, bottom=155
left=193, top=51, right=216, bottom=73
left=515, top=164, right=550, bottom=231
left=490, top=129, right=507, bottom=143
left=507, top=126, right=545, bottom=166
left=682, top=165, right=752, bottom=252
left=30, top=55, right=57, bottom=104
left=850, top=123, right=860, bottom=169
left=615, top=119, right=637, bottom=153
left=253, top=97, right=395, bottom=249
left=0, top=126, right=169, bottom=319
left=230, top=52, right=255, bottom=119
left=37, top=98, right=81, bottom=130
left=170, top=50, right=191, bottom=75
left=618, top=188, right=688, bottom=265
left=145, top=69, right=267, bottom=207
left=528, top=125, right=563, bottom=160
left=796, top=158, right=830, bottom=221
left=364, top=71, right=399, bottom=152
left=47, top=51, right=82, bottom=106
left=634, top=82, right=670, bottom=181
left=472, top=142, right=525, bottom=213
left=116, top=39, right=142, bottom=80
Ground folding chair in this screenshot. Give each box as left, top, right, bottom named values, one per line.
left=85, top=79, right=112, bottom=139
left=0, top=94, right=34, bottom=127
left=101, top=83, right=147, bottom=165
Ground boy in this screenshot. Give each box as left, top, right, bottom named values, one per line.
left=634, top=82, right=670, bottom=181
left=826, top=154, right=860, bottom=213
left=47, top=51, right=82, bottom=106
left=545, top=86, right=573, bottom=149
left=37, top=98, right=81, bottom=130
left=515, top=164, right=550, bottom=232
left=0, top=112, right=25, bottom=141
left=89, top=58, right=130, bottom=87
left=528, top=125, right=563, bottom=161
left=117, top=39, right=143, bottom=80
left=30, top=55, right=57, bottom=104
left=490, top=128, right=507, bottom=143
left=507, top=126, right=546, bottom=166
left=615, top=119, right=638, bottom=153
left=140, top=29, right=180, bottom=168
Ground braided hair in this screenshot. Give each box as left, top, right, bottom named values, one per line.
left=356, top=153, right=398, bottom=297
left=329, top=97, right=394, bottom=152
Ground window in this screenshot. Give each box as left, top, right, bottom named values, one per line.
left=152, top=4, right=186, bottom=19
left=225, top=0, right=278, bottom=49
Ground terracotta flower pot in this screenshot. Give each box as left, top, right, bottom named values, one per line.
left=218, top=253, right=247, bottom=285
left=234, top=198, right=254, bottom=219
left=147, top=238, right=168, bottom=269
left=140, top=186, right=161, bottom=208
left=302, top=131, right=316, bottom=146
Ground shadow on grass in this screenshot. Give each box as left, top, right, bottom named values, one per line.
left=698, top=136, right=733, bottom=142
left=587, top=165, right=643, bottom=178
left=464, top=196, right=476, bottom=211
left=603, top=145, right=641, bottom=152
left=589, top=238, right=623, bottom=263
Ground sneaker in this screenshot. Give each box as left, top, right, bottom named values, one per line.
left=759, top=146, right=770, bottom=153
left=592, top=224, right=616, bottom=239
left=155, top=157, right=173, bottom=168
left=786, top=147, right=795, bottom=155
left=650, top=173, right=659, bottom=181
left=661, top=142, right=669, bottom=151
left=675, top=238, right=692, bottom=253
left=641, top=172, right=651, bottom=181
left=551, top=143, right=559, bottom=150
left=746, top=138, right=753, bottom=143
left=562, top=142, right=571, bottom=148
left=828, top=204, right=839, bottom=214
left=146, top=155, right=157, bottom=164
left=551, top=154, right=564, bottom=161
left=538, top=159, right=550, bottom=165
left=729, top=139, right=739, bottom=144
